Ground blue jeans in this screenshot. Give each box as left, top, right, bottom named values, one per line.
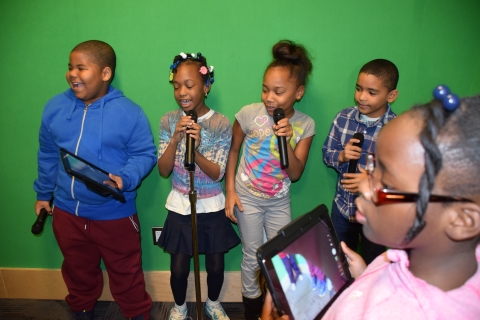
left=331, top=201, right=385, bottom=265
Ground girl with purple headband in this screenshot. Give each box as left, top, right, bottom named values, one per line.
left=157, top=52, right=240, bottom=320
left=263, top=87, right=480, bottom=319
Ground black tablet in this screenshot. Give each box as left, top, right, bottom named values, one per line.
left=60, top=148, right=126, bottom=203
left=257, top=204, right=353, bottom=320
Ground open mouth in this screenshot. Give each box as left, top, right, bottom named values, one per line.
left=265, top=105, right=277, bottom=112
left=179, top=99, right=191, bottom=107
left=72, top=82, right=82, bottom=88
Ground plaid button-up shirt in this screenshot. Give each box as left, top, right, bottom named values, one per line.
left=322, top=105, right=396, bottom=221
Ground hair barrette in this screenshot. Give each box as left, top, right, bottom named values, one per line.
left=433, top=85, right=460, bottom=111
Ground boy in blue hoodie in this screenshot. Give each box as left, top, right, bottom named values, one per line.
left=33, top=40, right=155, bottom=320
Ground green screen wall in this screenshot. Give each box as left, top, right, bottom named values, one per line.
left=1, top=0, right=479, bottom=271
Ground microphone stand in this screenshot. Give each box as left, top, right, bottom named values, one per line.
left=188, top=165, right=203, bottom=319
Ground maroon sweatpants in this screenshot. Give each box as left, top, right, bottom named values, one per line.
left=52, top=207, right=152, bottom=319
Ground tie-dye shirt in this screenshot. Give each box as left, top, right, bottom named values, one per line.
left=235, top=103, right=315, bottom=200
left=158, top=109, right=232, bottom=207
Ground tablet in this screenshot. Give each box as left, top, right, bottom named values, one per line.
left=257, top=204, right=353, bottom=320
left=60, top=148, right=126, bottom=203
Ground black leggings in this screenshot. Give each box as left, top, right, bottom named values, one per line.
left=170, top=252, right=225, bottom=305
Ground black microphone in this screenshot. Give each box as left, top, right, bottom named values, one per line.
left=347, top=132, right=365, bottom=173
left=273, top=108, right=288, bottom=169
left=184, top=110, right=198, bottom=172
left=32, top=208, right=49, bottom=235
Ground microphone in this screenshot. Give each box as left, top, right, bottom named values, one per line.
left=32, top=208, right=49, bottom=235
left=273, top=108, right=288, bottom=169
left=347, top=132, right=365, bottom=173
left=184, top=110, right=198, bottom=172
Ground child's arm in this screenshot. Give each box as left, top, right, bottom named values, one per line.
left=34, top=200, right=52, bottom=215
left=322, top=116, right=366, bottom=192
left=322, top=116, right=359, bottom=171
left=188, top=123, right=220, bottom=180
left=339, top=136, right=366, bottom=193
left=34, top=113, right=59, bottom=213
left=225, top=120, right=246, bottom=223
left=341, top=166, right=368, bottom=193
left=116, top=110, right=157, bottom=191
left=338, top=137, right=363, bottom=164
left=341, top=241, right=367, bottom=278
left=274, top=118, right=314, bottom=182
left=261, top=290, right=289, bottom=320
left=188, top=116, right=232, bottom=181
left=157, top=114, right=195, bottom=178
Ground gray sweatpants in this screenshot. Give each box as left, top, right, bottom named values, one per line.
left=235, top=194, right=291, bottom=298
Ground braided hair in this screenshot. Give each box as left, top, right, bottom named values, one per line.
left=404, top=95, right=480, bottom=243
left=169, top=52, right=214, bottom=87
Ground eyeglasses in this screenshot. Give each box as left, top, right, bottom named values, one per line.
left=365, top=154, right=473, bottom=206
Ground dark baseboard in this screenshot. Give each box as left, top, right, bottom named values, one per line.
left=0, top=299, right=245, bottom=320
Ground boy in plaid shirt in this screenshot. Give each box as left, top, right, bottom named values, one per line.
left=322, top=59, right=399, bottom=264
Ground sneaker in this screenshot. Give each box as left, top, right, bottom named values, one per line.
left=326, top=277, right=333, bottom=291
left=169, top=306, right=188, bottom=320
left=205, top=301, right=230, bottom=320
left=316, top=279, right=326, bottom=297
left=73, top=310, right=94, bottom=320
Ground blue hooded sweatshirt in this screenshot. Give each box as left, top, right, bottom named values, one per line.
left=34, top=86, right=156, bottom=220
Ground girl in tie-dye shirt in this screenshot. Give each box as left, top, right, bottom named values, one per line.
left=157, top=52, right=240, bottom=320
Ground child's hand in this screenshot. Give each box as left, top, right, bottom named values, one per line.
left=225, top=192, right=242, bottom=223
left=341, top=241, right=367, bottom=278
left=273, top=118, right=293, bottom=142
left=340, top=137, right=363, bottom=163
left=106, top=173, right=123, bottom=190
left=34, top=200, right=52, bottom=215
left=172, top=115, right=196, bottom=144
left=341, top=165, right=367, bottom=193
left=185, top=122, right=202, bottom=149
left=261, top=290, right=289, bottom=320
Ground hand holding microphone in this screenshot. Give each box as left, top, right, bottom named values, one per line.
left=347, top=132, right=364, bottom=173
left=32, top=208, right=49, bottom=235
left=184, top=110, right=198, bottom=172
left=273, top=108, right=289, bottom=169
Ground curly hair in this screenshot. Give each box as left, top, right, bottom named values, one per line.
left=266, top=40, right=313, bottom=87
left=403, top=95, right=480, bottom=243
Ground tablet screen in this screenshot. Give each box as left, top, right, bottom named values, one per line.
left=258, top=205, right=352, bottom=320
left=60, top=149, right=125, bottom=202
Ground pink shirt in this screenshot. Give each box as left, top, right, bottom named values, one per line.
left=323, top=245, right=480, bottom=319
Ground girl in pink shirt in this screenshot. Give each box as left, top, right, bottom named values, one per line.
left=263, top=89, right=480, bottom=320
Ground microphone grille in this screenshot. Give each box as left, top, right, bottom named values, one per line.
left=273, top=108, right=285, bottom=117
left=353, top=132, right=364, bottom=147
left=273, top=108, right=285, bottom=123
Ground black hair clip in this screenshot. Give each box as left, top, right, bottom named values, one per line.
left=433, top=85, right=460, bottom=111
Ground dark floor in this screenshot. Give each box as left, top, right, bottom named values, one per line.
left=0, top=299, right=244, bottom=320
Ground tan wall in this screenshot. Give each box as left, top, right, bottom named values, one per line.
left=0, top=268, right=242, bottom=302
